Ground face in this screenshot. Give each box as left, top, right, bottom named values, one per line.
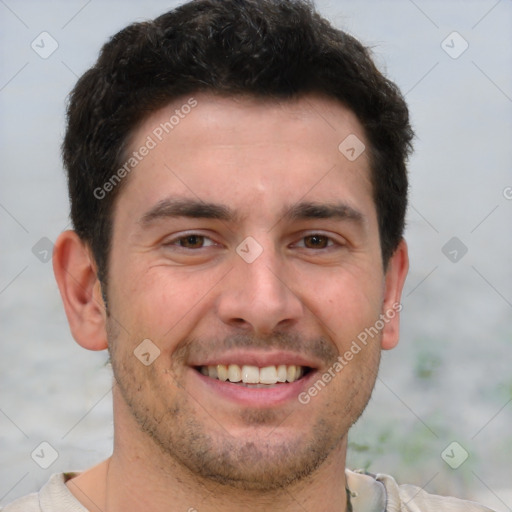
left=105, top=93, right=401, bottom=490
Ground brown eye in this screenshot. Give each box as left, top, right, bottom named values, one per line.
left=165, top=233, right=217, bottom=251
left=303, top=235, right=330, bottom=249
left=178, top=235, right=205, bottom=248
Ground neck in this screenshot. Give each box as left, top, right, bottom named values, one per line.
left=69, top=448, right=349, bottom=512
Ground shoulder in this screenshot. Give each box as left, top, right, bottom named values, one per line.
left=1, top=473, right=85, bottom=512
left=1, top=492, right=41, bottom=512
left=346, top=469, right=497, bottom=512
left=376, top=472, right=496, bottom=511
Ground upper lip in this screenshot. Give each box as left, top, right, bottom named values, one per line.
left=189, top=350, right=321, bottom=370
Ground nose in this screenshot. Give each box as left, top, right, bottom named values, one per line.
left=216, top=245, right=304, bottom=335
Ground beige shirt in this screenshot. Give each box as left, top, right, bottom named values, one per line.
left=2, top=469, right=496, bottom=511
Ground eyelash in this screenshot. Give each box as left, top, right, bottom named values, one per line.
left=295, top=234, right=336, bottom=249
left=164, top=232, right=340, bottom=251
left=165, top=233, right=217, bottom=249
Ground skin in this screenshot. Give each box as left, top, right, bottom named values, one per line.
left=53, top=93, right=408, bottom=512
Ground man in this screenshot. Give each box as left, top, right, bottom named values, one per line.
left=4, top=0, right=495, bottom=510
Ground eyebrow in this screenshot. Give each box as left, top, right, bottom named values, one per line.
left=138, top=197, right=364, bottom=228
left=281, top=201, right=364, bottom=224
left=138, top=197, right=238, bottom=226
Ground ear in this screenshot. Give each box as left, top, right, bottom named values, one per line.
left=380, top=238, right=409, bottom=350
left=53, top=230, right=108, bottom=351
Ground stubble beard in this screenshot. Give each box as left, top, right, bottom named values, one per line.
left=107, top=322, right=380, bottom=492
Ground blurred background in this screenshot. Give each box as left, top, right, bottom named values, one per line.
left=1, top=0, right=511, bottom=509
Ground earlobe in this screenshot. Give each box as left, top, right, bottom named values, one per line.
left=380, top=239, right=409, bottom=350
left=52, top=230, right=108, bottom=351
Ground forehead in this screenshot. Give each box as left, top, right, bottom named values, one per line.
left=114, top=93, right=375, bottom=227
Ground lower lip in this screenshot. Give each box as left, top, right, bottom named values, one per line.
left=190, top=368, right=317, bottom=408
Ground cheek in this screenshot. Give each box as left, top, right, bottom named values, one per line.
left=112, top=264, right=221, bottom=348
left=302, top=264, right=384, bottom=343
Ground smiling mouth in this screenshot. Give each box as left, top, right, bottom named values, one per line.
left=195, top=364, right=312, bottom=386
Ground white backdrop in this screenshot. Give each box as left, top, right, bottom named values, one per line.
left=1, top=0, right=511, bottom=509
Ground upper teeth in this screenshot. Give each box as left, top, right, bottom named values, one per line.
left=199, top=364, right=305, bottom=384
